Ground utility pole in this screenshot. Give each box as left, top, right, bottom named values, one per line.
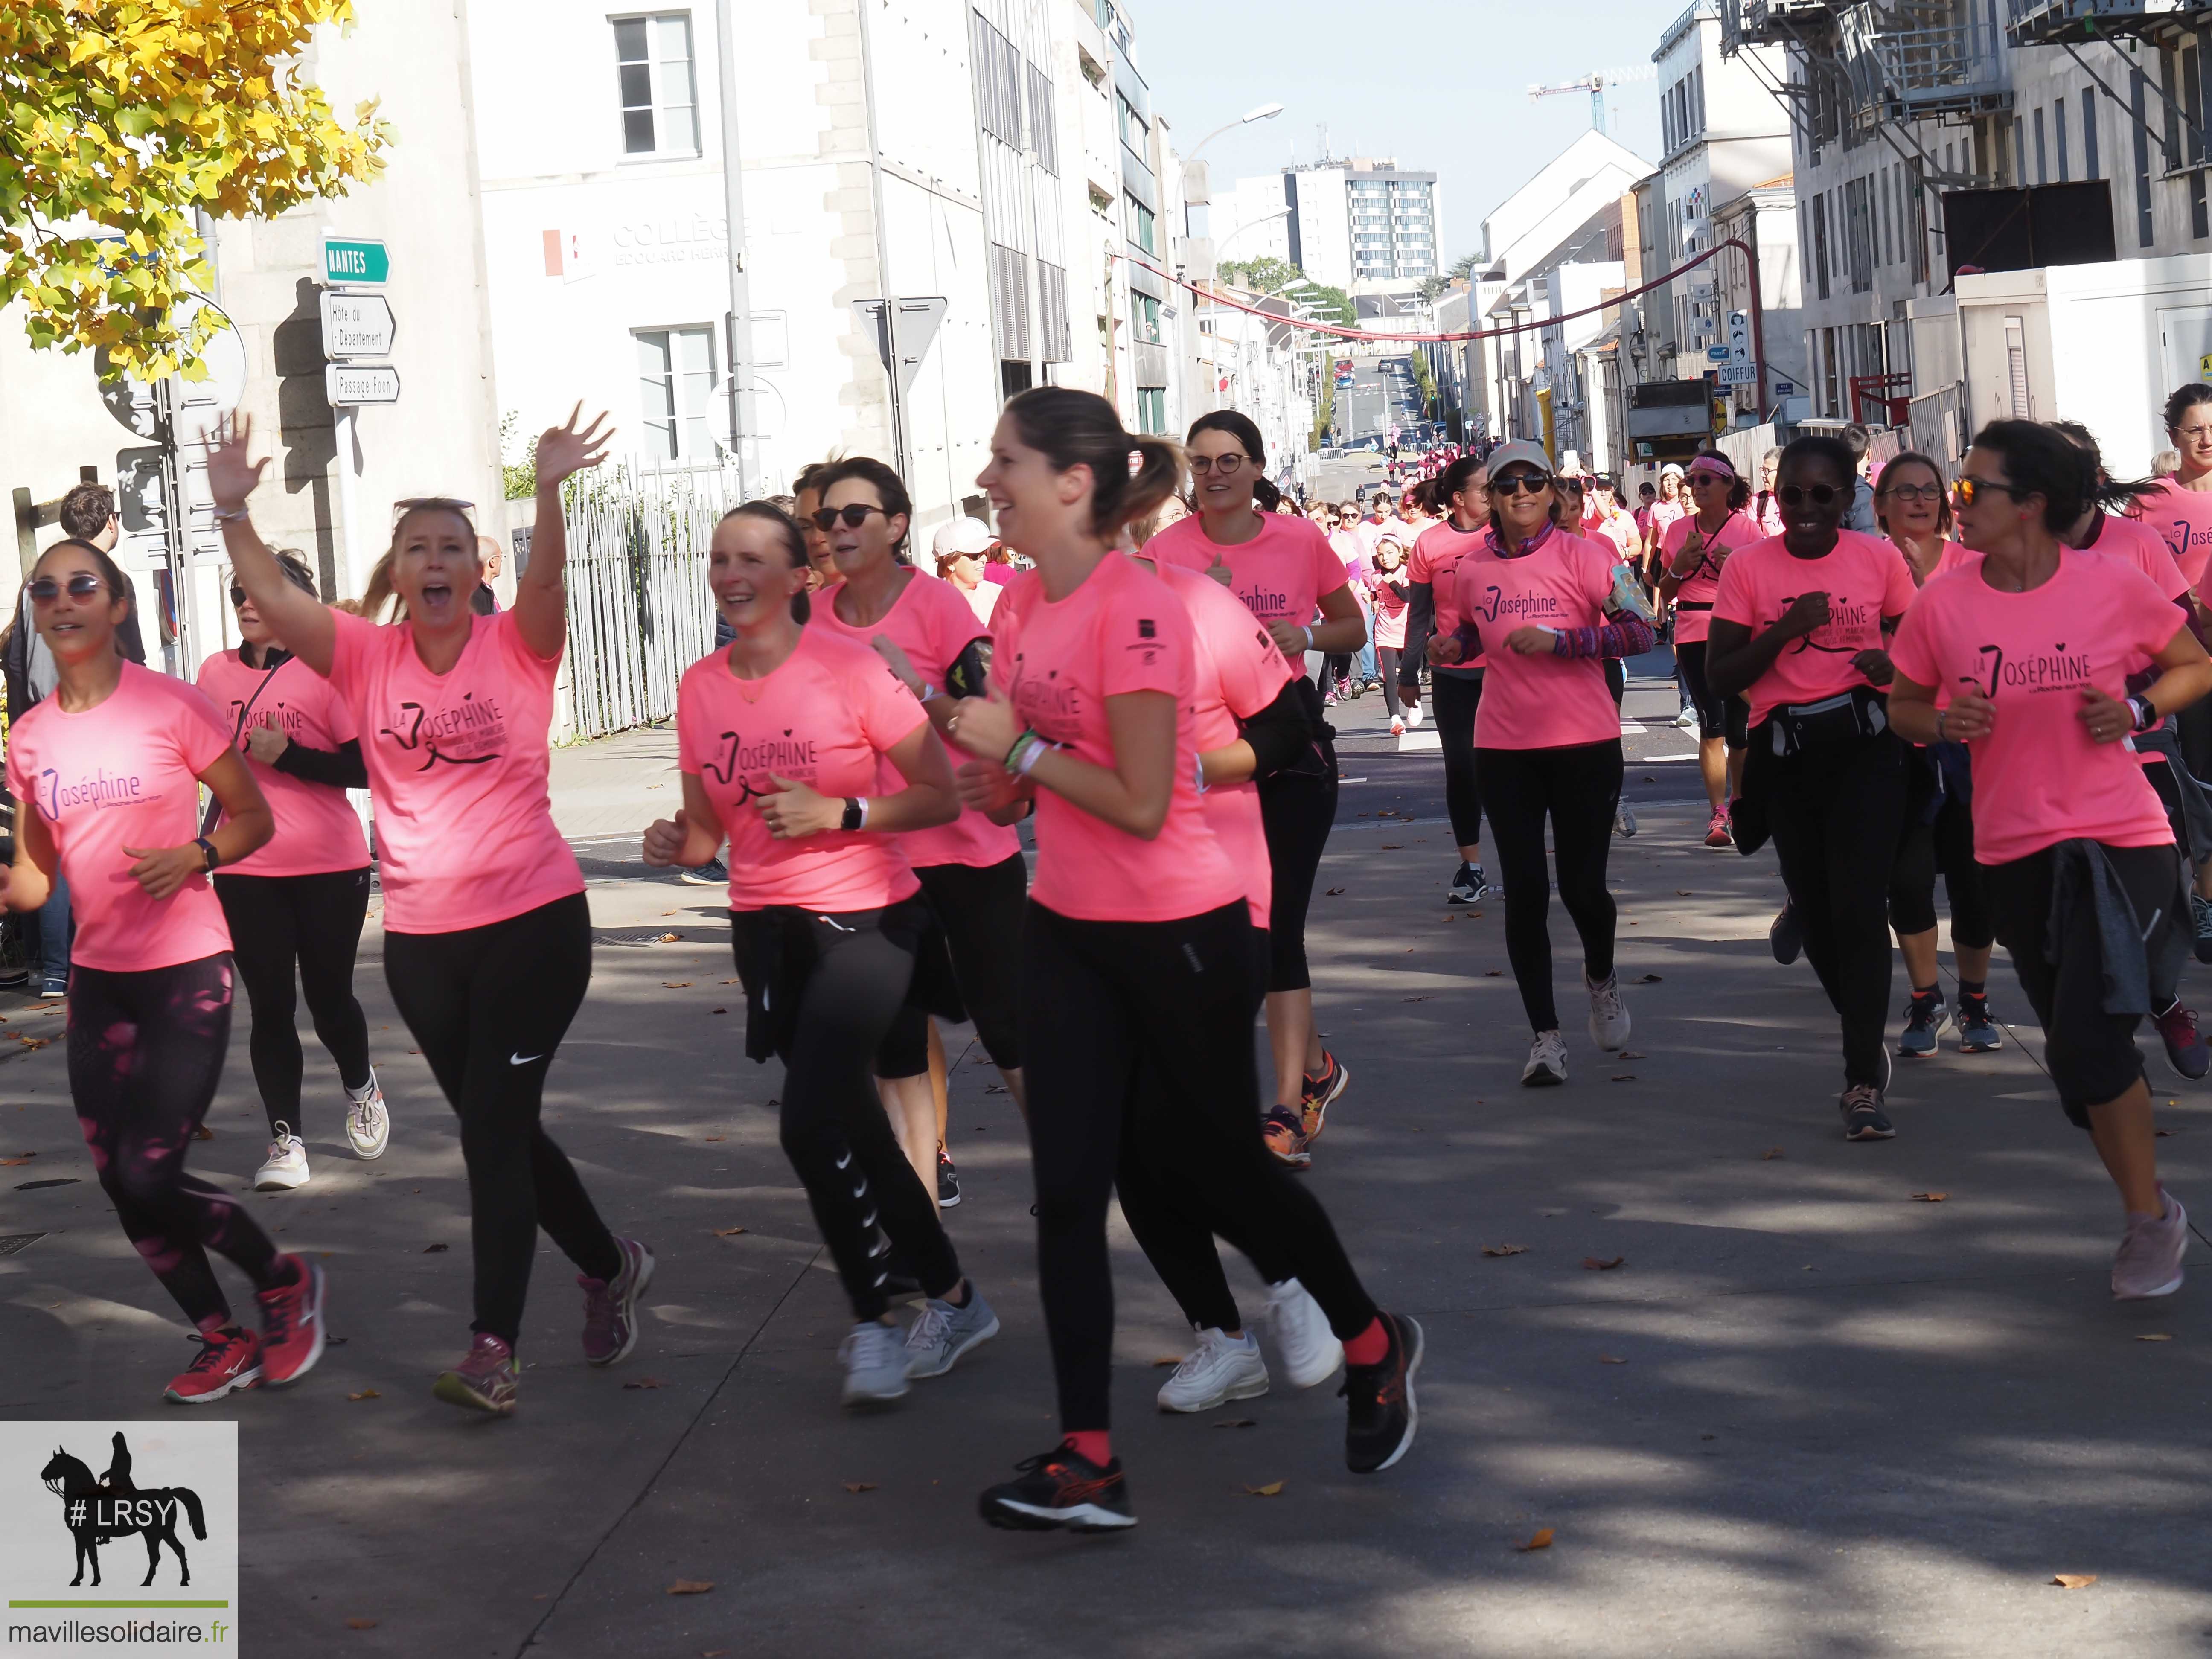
left=714, top=0, right=755, bottom=497
left=853, top=0, right=908, bottom=477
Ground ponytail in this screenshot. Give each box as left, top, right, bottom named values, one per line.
left=2047, top=419, right=2162, bottom=518
left=1252, top=475, right=1283, bottom=513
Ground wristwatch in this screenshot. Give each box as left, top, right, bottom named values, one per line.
left=2129, top=696, right=2158, bottom=732
left=840, top=797, right=865, bottom=833
left=194, top=836, right=221, bottom=873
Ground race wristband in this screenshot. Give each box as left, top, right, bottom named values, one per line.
left=1015, top=737, right=1057, bottom=777
left=918, top=682, right=941, bottom=704
left=1004, top=729, right=1042, bottom=773
left=1301, top=625, right=1314, bottom=652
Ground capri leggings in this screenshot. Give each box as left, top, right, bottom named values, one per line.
left=215, top=867, right=375, bottom=1137
left=1257, top=756, right=1337, bottom=994
left=1025, top=899, right=1378, bottom=1432
left=1475, top=740, right=1624, bottom=1032
left=1888, top=792, right=1994, bottom=948
left=383, top=892, right=622, bottom=1346
left=68, top=953, right=287, bottom=1333
left=1430, top=670, right=1485, bottom=850
left=1376, top=647, right=1406, bottom=699
left=1674, top=639, right=1751, bottom=747
left=915, top=852, right=1027, bottom=1070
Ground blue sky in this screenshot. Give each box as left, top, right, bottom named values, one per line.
left=1134, top=0, right=1677, bottom=267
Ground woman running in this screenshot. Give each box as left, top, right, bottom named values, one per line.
left=951, top=387, right=1417, bottom=1531
left=1148, top=412, right=1361, bottom=1167
left=195, top=550, right=387, bottom=1191
left=1708, top=434, right=1920, bottom=1141
left=210, top=408, right=651, bottom=1416
left=1405, top=455, right=1493, bottom=904
left=1889, top=419, right=2210, bottom=1298
left=1657, top=454, right=1764, bottom=850
left=1374, top=536, right=1413, bottom=737
left=1427, top=442, right=1654, bottom=1086
left=3, top=538, right=326, bottom=1403
left=1873, top=453, right=2001, bottom=1059
left=642, top=501, right=997, bottom=1405
left=2139, top=386, right=2212, bottom=776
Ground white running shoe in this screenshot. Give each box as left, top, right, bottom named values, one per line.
left=1521, top=1030, right=1569, bottom=1087
left=1405, top=701, right=1423, bottom=728
left=1156, top=1327, right=1270, bottom=1413
left=1674, top=706, right=1700, bottom=730
left=840, top=1319, right=911, bottom=1406
left=254, top=1127, right=310, bottom=1191
left=1586, top=974, right=1631, bottom=1051
left=1266, top=1278, right=1343, bottom=1390
left=345, top=1070, right=390, bottom=1160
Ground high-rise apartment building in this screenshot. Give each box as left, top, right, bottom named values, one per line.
left=1234, top=157, right=1441, bottom=291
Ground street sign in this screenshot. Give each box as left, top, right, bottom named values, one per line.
left=326, top=363, right=401, bottom=405
left=322, top=234, right=389, bottom=287
left=851, top=297, right=948, bottom=402
left=1775, top=380, right=1796, bottom=396
left=1716, top=364, right=1758, bottom=386
left=1706, top=345, right=1731, bottom=362
left=320, top=291, right=396, bottom=359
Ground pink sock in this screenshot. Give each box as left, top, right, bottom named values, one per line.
left=1342, top=1316, right=1391, bottom=1368
left=1064, top=1431, right=1112, bottom=1467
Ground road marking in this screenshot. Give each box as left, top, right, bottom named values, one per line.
left=1643, top=753, right=1700, bottom=762
left=1397, top=731, right=1443, bottom=751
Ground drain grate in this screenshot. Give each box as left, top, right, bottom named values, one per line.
left=0, top=1232, right=46, bottom=1257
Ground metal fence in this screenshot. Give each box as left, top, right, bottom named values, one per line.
left=558, top=463, right=742, bottom=742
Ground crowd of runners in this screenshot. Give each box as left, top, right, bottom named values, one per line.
left=12, top=375, right=2212, bottom=1531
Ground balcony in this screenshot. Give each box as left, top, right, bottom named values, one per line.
left=1720, top=0, right=1844, bottom=53
left=1840, top=3, right=2012, bottom=126
left=2003, top=0, right=2185, bottom=44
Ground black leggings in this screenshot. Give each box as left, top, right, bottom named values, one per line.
left=1431, top=670, right=1485, bottom=850
left=215, top=867, right=373, bottom=1137
left=1377, top=646, right=1406, bottom=699
left=1675, top=640, right=1751, bottom=747
left=916, top=853, right=1027, bottom=1070
left=732, top=898, right=962, bottom=1321
left=1476, top=741, right=1624, bottom=1031
left=384, top=893, right=620, bottom=1346
left=68, top=954, right=285, bottom=1332
left=1025, top=901, right=1379, bottom=1432
left=1257, top=762, right=1336, bottom=993
left=1888, top=793, right=1994, bottom=950
left=1760, top=729, right=1910, bottom=1089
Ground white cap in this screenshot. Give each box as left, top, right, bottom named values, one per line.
left=931, top=516, right=994, bottom=558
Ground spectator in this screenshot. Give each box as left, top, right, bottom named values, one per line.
left=931, top=516, right=1000, bottom=625
left=471, top=534, right=504, bottom=615
left=1842, top=423, right=1879, bottom=532
left=2154, top=447, right=2183, bottom=480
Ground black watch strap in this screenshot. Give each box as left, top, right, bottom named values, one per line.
left=194, top=836, right=221, bottom=873
left=840, top=797, right=864, bottom=833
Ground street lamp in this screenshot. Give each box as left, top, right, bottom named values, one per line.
left=1212, top=205, right=1292, bottom=257
left=1187, top=102, right=1285, bottom=165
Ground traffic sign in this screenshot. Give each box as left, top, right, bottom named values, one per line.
left=323, top=234, right=389, bottom=286
left=1716, top=364, right=1758, bottom=386
left=326, top=363, right=401, bottom=405
left=321, top=292, right=397, bottom=359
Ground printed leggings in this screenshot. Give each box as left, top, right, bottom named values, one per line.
left=68, top=954, right=285, bottom=1332
left=384, top=893, right=621, bottom=1346
left=215, top=868, right=374, bottom=1137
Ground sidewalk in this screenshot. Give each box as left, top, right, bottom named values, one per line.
left=3, top=704, right=2210, bottom=1657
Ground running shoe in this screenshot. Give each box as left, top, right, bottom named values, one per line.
left=1703, top=808, right=1733, bottom=849
left=1365, top=677, right=1385, bottom=692
left=979, top=1443, right=1136, bottom=1532
left=2194, top=893, right=2212, bottom=965
left=1674, top=706, right=1701, bottom=731
left=1266, top=1277, right=1343, bottom=1389
left=164, top=1327, right=262, bottom=1404
left=345, top=1071, right=389, bottom=1161
left=1322, top=691, right=1339, bottom=707
left=254, top=1126, right=309, bottom=1192
left=902, top=1284, right=1000, bottom=1380
left=1342, top=1311, right=1423, bottom=1474
left=1390, top=715, right=1406, bottom=737
left=1897, top=991, right=1949, bottom=1059
left=1615, top=803, right=1638, bottom=838
left=1262, top=1106, right=1311, bottom=1169
left=1447, top=862, right=1492, bottom=906
left=1839, top=1083, right=1895, bottom=1141
left=2154, top=999, right=2212, bottom=1080
left=1405, top=702, right=1423, bottom=729
left=1521, top=1030, right=1569, bottom=1087
left=1586, top=976, right=1630, bottom=1051
left=840, top=1319, right=911, bottom=1406
left=1956, top=993, right=2003, bottom=1052
left=579, top=1236, right=654, bottom=1367
left=39, top=975, right=67, bottom=999
left=433, top=1332, right=518, bottom=1416
left=2112, top=1187, right=2188, bottom=1300
left=1155, top=1327, right=1269, bottom=1412
left=937, top=1146, right=961, bottom=1208
left=256, top=1255, right=326, bottom=1388
left=1768, top=903, right=1802, bottom=966
left=678, top=856, right=730, bottom=887
left=1301, top=1050, right=1350, bottom=1144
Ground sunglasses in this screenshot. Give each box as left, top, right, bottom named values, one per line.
left=811, top=504, right=888, bottom=531
left=28, top=573, right=105, bottom=602
left=1951, top=476, right=2029, bottom=507
left=1189, top=454, right=1252, bottom=475
left=1880, top=483, right=1945, bottom=504
left=1491, top=473, right=1552, bottom=497
left=1776, top=483, right=1841, bottom=508
left=230, top=585, right=250, bottom=607
left=393, top=496, right=476, bottom=519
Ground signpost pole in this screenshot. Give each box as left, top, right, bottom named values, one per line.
left=714, top=0, right=755, bottom=498
left=333, top=405, right=364, bottom=599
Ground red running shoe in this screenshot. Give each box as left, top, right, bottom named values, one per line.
left=165, top=1327, right=262, bottom=1404
left=256, top=1254, right=326, bottom=1388
left=1703, top=809, right=1733, bottom=849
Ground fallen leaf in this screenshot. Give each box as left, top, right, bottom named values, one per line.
left=422, top=1242, right=450, bottom=1253
left=1324, top=887, right=1346, bottom=896
left=1481, top=1243, right=1528, bottom=1257
left=1598, top=1355, right=1628, bottom=1365
left=656, top=932, right=682, bottom=943
left=1618, top=1051, right=1646, bottom=1059
left=623, top=1377, right=664, bottom=1390
left=1403, top=995, right=1430, bottom=1003
left=1675, top=889, right=1693, bottom=896
left=663, top=981, right=692, bottom=988
left=841, top=1481, right=878, bottom=1493
left=1582, top=1256, right=1626, bottom=1271
left=1636, top=973, right=1664, bottom=984
left=347, top=1389, right=380, bottom=1401
left=2156, top=1127, right=2178, bottom=1137
left=0, top=1155, right=33, bottom=1166
left=2136, top=1332, right=2175, bottom=1342
left=1151, top=1355, right=1183, bottom=1367
left=985, top=1083, right=1009, bottom=1094
left=1213, top=1419, right=1257, bottom=1429
left=189, top=1122, right=211, bottom=1138
left=1244, top=1481, right=1285, bottom=1497
left=1484, top=969, right=1502, bottom=977
left=710, top=1007, right=727, bottom=1015
left=1516, top=1527, right=1555, bottom=1552
left=345, top=1616, right=379, bottom=1629
left=2050, top=1574, right=2097, bottom=1590
left=703, top=1135, right=725, bottom=1143
left=666, top=1580, right=715, bottom=1595
left=713, top=1226, right=748, bottom=1237
left=1910, top=1192, right=1948, bottom=1203
left=1610, top=1073, right=1636, bottom=1082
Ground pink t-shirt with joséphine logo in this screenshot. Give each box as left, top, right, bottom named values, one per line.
left=1147, top=512, right=1349, bottom=635
left=2133, top=478, right=2212, bottom=589
left=195, top=649, right=370, bottom=877
left=1711, top=530, right=1920, bottom=728
left=1438, top=528, right=1623, bottom=751
left=1659, top=509, right=1765, bottom=646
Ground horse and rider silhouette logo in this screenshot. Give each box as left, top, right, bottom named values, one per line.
left=38, top=1432, right=209, bottom=1588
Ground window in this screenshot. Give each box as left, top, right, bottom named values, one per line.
left=2084, top=87, right=2101, bottom=181
left=988, top=243, right=1030, bottom=361
left=972, top=15, right=1021, bottom=147
left=2133, top=67, right=2155, bottom=248
left=1027, top=62, right=1058, bottom=175
left=1811, top=195, right=1831, bottom=300
left=2034, top=106, right=2048, bottom=186
left=2056, top=96, right=2071, bottom=182
left=2188, top=45, right=2208, bottom=241
left=1878, top=167, right=1892, bottom=266
left=614, top=15, right=698, bottom=157
left=1124, top=194, right=1156, bottom=256
left=1135, top=387, right=1167, bottom=435
left=634, top=327, right=715, bottom=460
left=1039, top=260, right=1071, bottom=362
left=1130, top=291, right=1161, bottom=345
left=1116, top=90, right=1146, bottom=151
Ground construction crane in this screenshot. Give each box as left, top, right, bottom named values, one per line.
left=1528, top=75, right=1610, bottom=134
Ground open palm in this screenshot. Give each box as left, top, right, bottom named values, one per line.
left=204, top=414, right=267, bottom=511
left=535, top=403, right=613, bottom=491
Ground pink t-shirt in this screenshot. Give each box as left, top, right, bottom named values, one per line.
left=195, top=649, right=370, bottom=877
left=1890, top=552, right=2180, bottom=864
left=1159, top=563, right=1292, bottom=928
left=1659, top=510, right=1766, bottom=646
left=1711, top=530, right=1921, bottom=727
left=1647, top=498, right=1686, bottom=549
left=6, top=661, right=232, bottom=972
left=809, top=572, right=1019, bottom=872
left=1407, top=520, right=1487, bottom=678
left=1371, top=572, right=1410, bottom=649
left=990, top=556, right=1242, bottom=924
left=2084, top=512, right=2193, bottom=602
left=1439, top=529, right=1623, bottom=751
left=677, top=629, right=926, bottom=913
left=1148, top=512, right=1350, bottom=633
left=325, top=607, right=583, bottom=933
left=2134, top=479, right=2212, bottom=589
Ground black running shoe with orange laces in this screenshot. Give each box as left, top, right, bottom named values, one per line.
left=979, top=1443, right=1137, bottom=1532
left=1342, top=1312, right=1424, bottom=1473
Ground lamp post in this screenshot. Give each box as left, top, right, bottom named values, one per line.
left=1187, top=102, right=1285, bottom=166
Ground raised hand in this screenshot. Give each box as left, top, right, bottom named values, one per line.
left=1205, top=548, right=1233, bottom=588
left=535, top=403, right=613, bottom=492
left=204, top=414, right=267, bottom=513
